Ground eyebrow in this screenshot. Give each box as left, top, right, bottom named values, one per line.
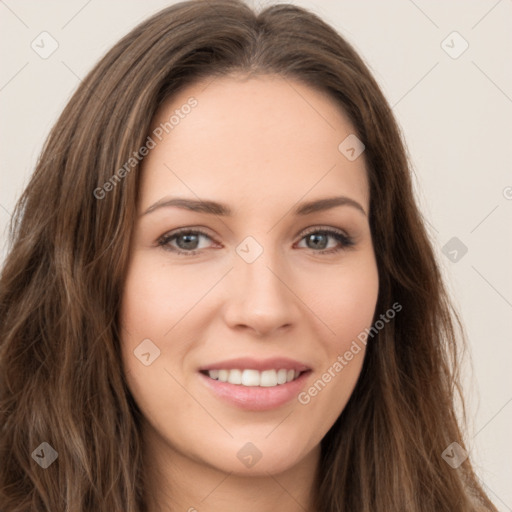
left=142, top=195, right=367, bottom=217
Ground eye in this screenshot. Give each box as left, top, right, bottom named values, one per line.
left=296, top=227, right=355, bottom=254
left=157, top=228, right=215, bottom=256
left=157, top=226, right=355, bottom=257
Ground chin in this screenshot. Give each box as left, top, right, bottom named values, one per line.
left=190, top=430, right=318, bottom=477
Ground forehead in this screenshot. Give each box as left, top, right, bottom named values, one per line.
left=140, top=75, right=369, bottom=214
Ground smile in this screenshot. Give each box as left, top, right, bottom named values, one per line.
left=202, top=368, right=302, bottom=387
left=198, top=357, right=312, bottom=411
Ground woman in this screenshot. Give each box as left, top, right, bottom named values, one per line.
left=0, top=1, right=497, bottom=510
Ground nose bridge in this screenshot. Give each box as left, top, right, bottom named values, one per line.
left=222, top=237, right=298, bottom=334
left=237, top=240, right=288, bottom=303
left=240, top=252, right=283, bottom=296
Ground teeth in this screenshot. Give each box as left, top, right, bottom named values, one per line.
left=277, top=368, right=288, bottom=384
left=260, top=370, right=276, bottom=387
left=227, top=369, right=242, bottom=385
left=241, top=369, right=260, bottom=386
left=206, top=368, right=302, bottom=387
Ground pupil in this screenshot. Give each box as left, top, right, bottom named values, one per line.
left=178, top=234, right=198, bottom=250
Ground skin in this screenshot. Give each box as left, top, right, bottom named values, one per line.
left=120, top=74, right=379, bottom=512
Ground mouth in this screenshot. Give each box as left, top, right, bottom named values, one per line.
left=198, top=357, right=311, bottom=411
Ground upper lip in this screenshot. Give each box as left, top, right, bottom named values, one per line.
left=199, top=357, right=311, bottom=373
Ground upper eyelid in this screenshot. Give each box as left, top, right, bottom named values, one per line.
left=162, top=225, right=349, bottom=238
left=300, top=225, right=349, bottom=237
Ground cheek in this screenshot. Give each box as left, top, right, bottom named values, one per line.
left=295, top=271, right=377, bottom=432
left=119, top=253, right=219, bottom=392
left=297, top=255, right=378, bottom=409
left=119, top=258, right=174, bottom=385
left=119, top=254, right=208, bottom=340
left=306, top=254, right=379, bottom=348
left=119, top=260, right=193, bottom=426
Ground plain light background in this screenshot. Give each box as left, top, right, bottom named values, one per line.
left=0, top=0, right=511, bottom=509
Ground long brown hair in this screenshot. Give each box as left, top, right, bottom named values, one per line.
left=0, top=1, right=496, bottom=510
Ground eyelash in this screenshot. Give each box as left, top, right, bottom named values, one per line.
left=157, top=226, right=355, bottom=257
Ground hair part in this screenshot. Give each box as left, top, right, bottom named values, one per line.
left=0, top=0, right=496, bottom=510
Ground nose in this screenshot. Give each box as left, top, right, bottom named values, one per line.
left=221, top=251, right=300, bottom=337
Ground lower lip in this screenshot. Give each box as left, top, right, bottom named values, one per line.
left=199, top=371, right=311, bottom=411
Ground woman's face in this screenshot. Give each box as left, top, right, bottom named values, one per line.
left=120, top=75, right=379, bottom=476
